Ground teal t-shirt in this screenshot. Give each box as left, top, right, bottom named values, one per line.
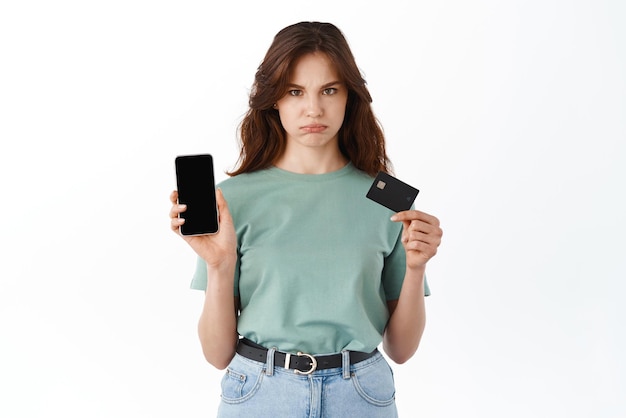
left=190, top=163, right=430, bottom=355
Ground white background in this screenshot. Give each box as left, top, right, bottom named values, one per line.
left=1, top=1, right=625, bottom=417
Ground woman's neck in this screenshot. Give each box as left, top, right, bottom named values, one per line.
left=274, top=148, right=348, bottom=175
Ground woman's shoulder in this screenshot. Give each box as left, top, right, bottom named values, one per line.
left=217, top=170, right=268, bottom=188
left=215, top=170, right=274, bottom=203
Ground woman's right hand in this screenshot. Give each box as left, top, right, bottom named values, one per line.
left=169, top=188, right=237, bottom=270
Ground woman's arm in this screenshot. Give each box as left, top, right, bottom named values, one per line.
left=197, top=266, right=240, bottom=369
left=170, top=188, right=239, bottom=369
left=383, top=210, right=442, bottom=364
left=383, top=266, right=427, bottom=364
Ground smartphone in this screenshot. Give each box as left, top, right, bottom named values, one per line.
left=366, top=171, right=419, bottom=212
left=175, top=154, right=219, bottom=236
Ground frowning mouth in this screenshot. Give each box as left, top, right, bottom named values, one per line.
left=301, top=124, right=327, bottom=133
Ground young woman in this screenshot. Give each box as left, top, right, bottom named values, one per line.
left=169, top=21, right=442, bottom=417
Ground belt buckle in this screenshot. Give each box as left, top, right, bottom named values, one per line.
left=294, top=352, right=317, bottom=375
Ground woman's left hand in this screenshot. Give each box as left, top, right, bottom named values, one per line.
left=391, top=210, right=443, bottom=270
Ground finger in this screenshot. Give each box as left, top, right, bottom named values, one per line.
left=215, top=188, right=233, bottom=225
left=406, top=230, right=438, bottom=246
left=391, top=210, right=440, bottom=226
left=394, top=210, right=439, bottom=226
left=170, top=216, right=185, bottom=232
left=405, top=231, right=438, bottom=251
left=408, top=219, right=438, bottom=235
left=406, top=240, right=438, bottom=257
left=169, top=203, right=187, bottom=219
left=170, top=190, right=179, bottom=204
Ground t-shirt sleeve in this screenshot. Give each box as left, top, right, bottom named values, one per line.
left=381, top=227, right=431, bottom=299
left=189, top=255, right=241, bottom=296
left=190, top=256, right=208, bottom=290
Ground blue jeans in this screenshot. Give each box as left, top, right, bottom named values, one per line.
left=217, top=349, right=398, bottom=418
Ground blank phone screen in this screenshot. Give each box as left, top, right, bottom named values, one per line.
left=175, top=154, right=219, bottom=235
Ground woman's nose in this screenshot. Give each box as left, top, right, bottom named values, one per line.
left=306, top=97, right=322, bottom=117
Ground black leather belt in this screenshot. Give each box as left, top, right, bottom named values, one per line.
left=236, top=338, right=378, bottom=375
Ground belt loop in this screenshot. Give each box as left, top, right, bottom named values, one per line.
left=341, top=350, right=351, bottom=379
left=265, top=347, right=276, bottom=376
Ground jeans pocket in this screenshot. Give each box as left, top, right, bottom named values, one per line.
left=351, top=356, right=396, bottom=407
left=220, top=355, right=264, bottom=404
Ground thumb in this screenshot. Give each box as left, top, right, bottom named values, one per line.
left=215, top=188, right=233, bottom=225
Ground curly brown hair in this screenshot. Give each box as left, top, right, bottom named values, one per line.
left=227, top=21, right=392, bottom=177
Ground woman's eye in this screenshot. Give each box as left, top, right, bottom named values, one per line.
left=322, top=88, right=338, bottom=95
left=288, top=90, right=303, bottom=96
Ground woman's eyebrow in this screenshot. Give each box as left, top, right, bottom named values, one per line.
left=286, top=81, right=342, bottom=90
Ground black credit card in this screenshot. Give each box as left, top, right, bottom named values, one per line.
left=366, top=171, right=419, bottom=212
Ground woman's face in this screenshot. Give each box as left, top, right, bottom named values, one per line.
left=275, top=52, right=348, bottom=153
